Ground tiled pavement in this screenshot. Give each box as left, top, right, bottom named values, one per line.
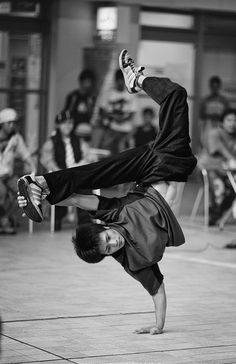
left=0, top=216, right=236, bottom=364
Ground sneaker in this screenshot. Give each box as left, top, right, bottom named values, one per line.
left=119, top=49, right=144, bottom=93
left=225, top=239, right=236, bottom=249
left=17, top=175, right=44, bottom=222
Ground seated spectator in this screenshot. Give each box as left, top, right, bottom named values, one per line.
left=0, top=108, right=35, bottom=234
left=40, top=111, right=93, bottom=231
left=198, top=108, right=236, bottom=225
left=128, top=107, right=157, bottom=148
left=200, top=76, right=229, bottom=149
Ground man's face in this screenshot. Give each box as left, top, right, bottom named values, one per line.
left=210, top=81, right=220, bottom=95
left=143, top=111, right=154, bottom=125
left=80, top=78, right=94, bottom=95
left=222, top=113, right=236, bottom=134
left=98, top=228, right=125, bottom=255
left=58, top=119, right=74, bottom=136
left=2, top=121, right=15, bottom=135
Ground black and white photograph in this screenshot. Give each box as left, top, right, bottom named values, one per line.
left=0, top=1, right=236, bottom=363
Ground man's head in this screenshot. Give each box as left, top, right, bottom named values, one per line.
left=55, top=110, right=74, bottom=137
left=142, top=107, right=155, bottom=125
left=0, top=108, right=18, bottom=136
left=78, top=69, right=96, bottom=95
left=209, top=76, right=222, bottom=95
left=72, top=222, right=125, bottom=263
left=220, top=108, right=236, bottom=135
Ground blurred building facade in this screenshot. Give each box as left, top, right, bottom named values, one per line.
left=0, top=0, right=236, bottom=167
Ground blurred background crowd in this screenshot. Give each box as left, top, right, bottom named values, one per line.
left=0, top=0, right=236, bottom=235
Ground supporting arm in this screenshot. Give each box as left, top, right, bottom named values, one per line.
left=134, top=282, right=167, bottom=335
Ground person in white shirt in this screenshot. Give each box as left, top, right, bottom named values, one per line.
left=97, top=69, right=137, bottom=154
left=0, top=108, right=35, bottom=234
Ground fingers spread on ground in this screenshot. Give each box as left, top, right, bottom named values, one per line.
left=150, top=327, right=163, bottom=335
left=134, top=328, right=148, bottom=334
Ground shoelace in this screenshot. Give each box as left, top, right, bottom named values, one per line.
left=127, top=56, right=138, bottom=75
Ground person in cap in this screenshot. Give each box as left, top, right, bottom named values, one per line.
left=18, top=49, right=197, bottom=334
left=0, top=108, right=35, bottom=234
left=40, top=111, right=94, bottom=230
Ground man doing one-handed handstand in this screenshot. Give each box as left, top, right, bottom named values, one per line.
left=17, top=49, right=197, bottom=335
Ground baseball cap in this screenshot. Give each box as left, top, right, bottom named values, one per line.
left=0, top=108, right=18, bottom=124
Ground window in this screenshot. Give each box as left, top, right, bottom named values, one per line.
left=140, top=11, right=194, bottom=29
left=96, top=6, right=117, bottom=41
left=0, top=0, right=40, bottom=17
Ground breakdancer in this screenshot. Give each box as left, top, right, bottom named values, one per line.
left=18, top=49, right=197, bottom=335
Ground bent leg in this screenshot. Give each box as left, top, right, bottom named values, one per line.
left=45, top=144, right=152, bottom=204
left=43, top=77, right=196, bottom=204
left=142, top=77, right=191, bottom=152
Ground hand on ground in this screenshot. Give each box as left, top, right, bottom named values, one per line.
left=134, top=325, right=163, bottom=335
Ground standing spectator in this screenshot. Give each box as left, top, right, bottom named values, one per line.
left=200, top=76, right=229, bottom=149
left=63, top=69, right=96, bottom=134
left=128, top=107, right=157, bottom=148
left=40, top=111, right=92, bottom=231
left=97, top=69, right=137, bottom=154
left=0, top=108, right=35, bottom=234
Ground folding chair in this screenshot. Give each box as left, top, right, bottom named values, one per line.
left=190, top=167, right=209, bottom=226
left=28, top=203, right=55, bottom=234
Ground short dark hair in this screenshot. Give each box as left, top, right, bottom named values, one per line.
left=55, top=110, right=72, bottom=124
left=209, top=76, right=222, bottom=86
left=72, top=222, right=106, bottom=263
left=220, top=108, right=236, bottom=123
left=79, top=69, right=96, bottom=83
left=142, top=107, right=155, bottom=116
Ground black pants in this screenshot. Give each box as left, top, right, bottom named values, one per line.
left=45, top=77, right=197, bottom=205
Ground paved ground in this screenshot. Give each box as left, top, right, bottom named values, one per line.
left=1, top=209, right=236, bottom=363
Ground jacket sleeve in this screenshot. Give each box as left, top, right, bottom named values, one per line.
left=123, top=261, right=164, bottom=296
left=89, top=195, right=122, bottom=223
left=90, top=193, right=140, bottom=223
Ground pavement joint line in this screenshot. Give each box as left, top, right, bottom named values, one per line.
left=64, top=343, right=236, bottom=361
left=2, top=311, right=154, bottom=324
left=165, top=254, right=236, bottom=269
left=1, top=333, right=78, bottom=364
left=3, top=336, right=236, bottom=363
left=10, top=360, right=72, bottom=364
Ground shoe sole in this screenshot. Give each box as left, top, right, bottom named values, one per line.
left=119, top=49, right=132, bottom=93
left=18, top=177, right=43, bottom=223
left=119, top=49, right=127, bottom=69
